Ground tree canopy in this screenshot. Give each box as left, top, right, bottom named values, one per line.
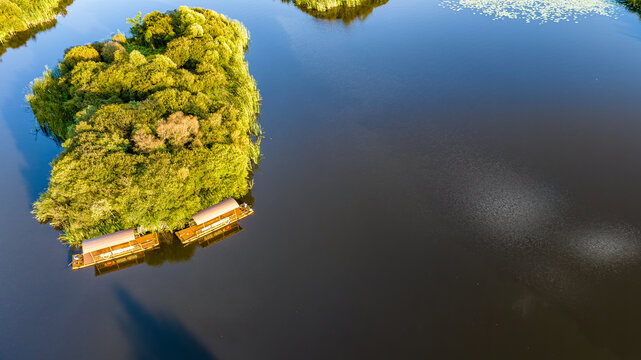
left=28, top=7, right=261, bottom=244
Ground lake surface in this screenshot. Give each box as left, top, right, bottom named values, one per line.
left=2, top=0, right=641, bottom=358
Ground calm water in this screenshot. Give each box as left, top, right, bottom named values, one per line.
left=2, top=0, right=641, bottom=358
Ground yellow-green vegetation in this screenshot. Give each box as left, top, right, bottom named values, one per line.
left=624, top=0, right=641, bottom=11
left=0, top=0, right=72, bottom=47
left=283, top=0, right=388, bottom=23
left=28, top=7, right=261, bottom=244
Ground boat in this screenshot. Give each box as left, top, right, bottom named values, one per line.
left=176, top=198, right=253, bottom=245
left=71, top=229, right=159, bottom=270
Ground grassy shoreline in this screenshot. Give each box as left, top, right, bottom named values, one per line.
left=0, top=0, right=73, bottom=44
left=282, top=0, right=388, bottom=23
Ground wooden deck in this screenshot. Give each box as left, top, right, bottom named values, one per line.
left=176, top=205, right=253, bottom=245
left=71, top=233, right=159, bottom=270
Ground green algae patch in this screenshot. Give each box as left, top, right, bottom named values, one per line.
left=28, top=7, right=261, bottom=244
left=283, top=0, right=389, bottom=23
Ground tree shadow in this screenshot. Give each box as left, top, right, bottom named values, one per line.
left=114, top=287, right=218, bottom=360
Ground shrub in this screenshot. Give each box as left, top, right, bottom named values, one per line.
left=63, top=45, right=100, bottom=67
left=101, top=41, right=127, bottom=63
left=112, top=33, right=127, bottom=43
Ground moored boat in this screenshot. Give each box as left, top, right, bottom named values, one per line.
left=176, top=198, right=253, bottom=245
left=71, top=229, right=159, bottom=270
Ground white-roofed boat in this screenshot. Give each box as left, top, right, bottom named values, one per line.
left=71, top=229, right=159, bottom=270
left=176, top=198, right=253, bottom=245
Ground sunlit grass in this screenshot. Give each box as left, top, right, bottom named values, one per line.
left=0, top=0, right=72, bottom=43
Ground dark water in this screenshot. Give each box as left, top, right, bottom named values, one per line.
left=2, top=0, right=641, bottom=358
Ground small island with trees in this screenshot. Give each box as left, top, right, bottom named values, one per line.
left=28, top=6, right=261, bottom=245
left=282, top=0, right=389, bottom=23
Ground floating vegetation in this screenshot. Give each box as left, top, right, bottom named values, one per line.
left=440, top=0, right=620, bottom=23
left=28, top=7, right=261, bottom=244
left=282, top=0, right=389, bottom=24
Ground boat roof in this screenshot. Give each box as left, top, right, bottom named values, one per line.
left=83, top=229, right=136, bottom=254
left=193, top=198, right=239, bottom=225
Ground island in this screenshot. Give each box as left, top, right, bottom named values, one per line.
left=282, top=0, right=389, bottom=23
left=28, top=6, right=261, bottom=244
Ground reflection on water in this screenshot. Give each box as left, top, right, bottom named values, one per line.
left=362, top=126, right=641, bottom=355
left=281, top=0, right=389, bottom=24
left=0, top=0, right=74, bottom=60
left=115, top=287, right=217, bottom=359
left=460, top=163, right=563, bottom=241
left=88, top=222, right=244, bottom=276
left=567, top=224, right=641, bottom=265
left=440, top=0, right=619, bottom=23
left=364, top=123, right=641, bottom=305
left=619, top=0, right=641, bottom=23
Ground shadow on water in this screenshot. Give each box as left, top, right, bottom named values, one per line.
left=143, top=232, right=198, bottom=267
left=0, top=0, right=74, bottom=61
left=114, top=287, right=218, bottom=360
left=281, top=0, right=388, bottom=24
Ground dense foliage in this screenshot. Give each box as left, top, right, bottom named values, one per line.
left=623, top=0, right=641, bottom=12
left=0, top=0, right=72, bottom=46
left=283, top=0, right=388, bottom=23
left=28, top=7, right=261, bottom=244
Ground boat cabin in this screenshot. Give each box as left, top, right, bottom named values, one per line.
left=176, top=198, right=253, bottom=245
left=71, top=229, right=159, bottom=270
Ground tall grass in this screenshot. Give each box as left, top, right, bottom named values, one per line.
left=0, top=0, right=73, bottom=44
